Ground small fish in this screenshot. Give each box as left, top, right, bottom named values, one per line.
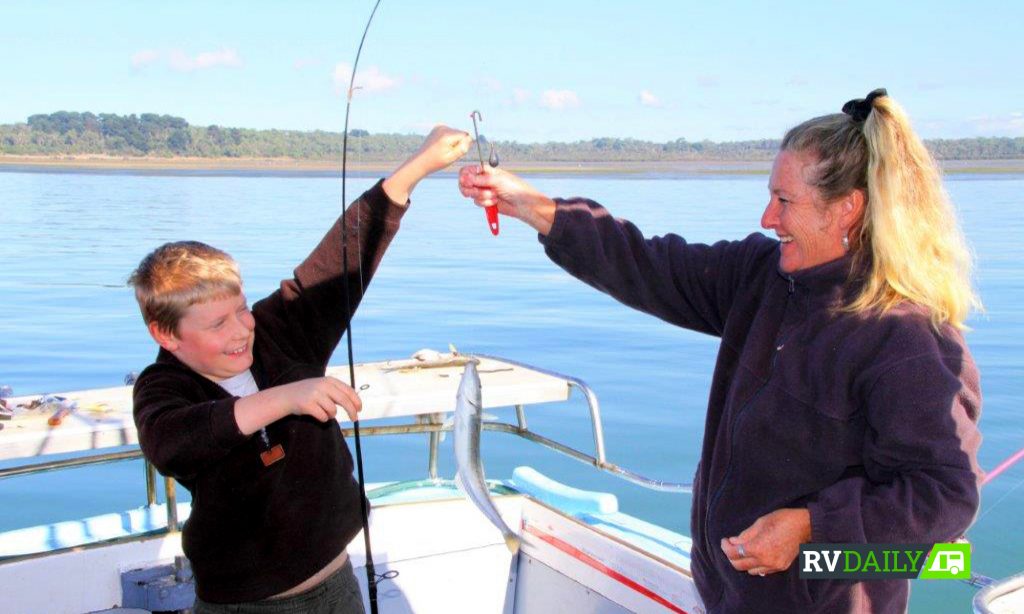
left=454, top=359, right=520, bottom=554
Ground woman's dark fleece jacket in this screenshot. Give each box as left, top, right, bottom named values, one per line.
left=541, top=197, right=982, bottom=614
left=133, top=181, right=404, bottom=603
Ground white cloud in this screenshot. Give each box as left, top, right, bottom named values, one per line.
left=169, top=48, right=242, bottom=72
left=405, top=121, right=437, bottom=133
left=512, top=88, right=532, bottom=104
left=968, top=112, right=1024, bottom=135
left=639, top=90, right=662, bottom=107
left=540, top=89, right=580, bottom=110
left=131, top=49, right=160, bottom=68
left=696, top=75, right=720, bottom=88
left=478, top=77, right=503, bottom=93
left=131, top=47, right=243, bottom=72
left=194, top=48, right=242, bottom=70
left=785, top=76, right=809, bottom=87
left=293, top=57, right=320, bottom=70
left=333, top=63, right=400, bottom=95
left=925, top=113, right=1024, bottom=138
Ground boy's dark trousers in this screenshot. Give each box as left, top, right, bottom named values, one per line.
left=192, top=559, right=366, bottom=614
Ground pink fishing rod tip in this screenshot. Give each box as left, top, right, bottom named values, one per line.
left=981, top=447, right=1024, bottom=486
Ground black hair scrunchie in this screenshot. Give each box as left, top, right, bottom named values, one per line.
left=842, top=88, right=888, bottom=122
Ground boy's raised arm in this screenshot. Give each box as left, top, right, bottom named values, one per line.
left=255, top=125, right=471, bottom=368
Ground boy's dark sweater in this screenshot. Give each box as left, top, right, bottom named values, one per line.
left=133, top=180, right=404, bottom=603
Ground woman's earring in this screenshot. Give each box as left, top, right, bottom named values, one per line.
left=841, top=233, right=850, bottom=252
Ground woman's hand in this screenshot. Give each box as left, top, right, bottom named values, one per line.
left=457, top=165, right=557, bottom=235
left=721, top=508, right=811, bottom=577
left=383, top=125, right=472, bottom=204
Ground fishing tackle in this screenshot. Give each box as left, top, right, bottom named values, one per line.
left=46, top=398, right=77, bottom=427
left=0, top=385, right=11, bottom=415
left=340, top=1, right=394, bottom=612
left=981, top=447, right=1024, bottom=487
left=469, top=110, right=501, bottom=235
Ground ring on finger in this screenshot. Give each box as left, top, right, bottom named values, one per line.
left=736, top=543, right=747, bottom=557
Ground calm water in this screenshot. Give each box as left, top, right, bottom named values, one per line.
left=1, top=168, right=1021, bottom=612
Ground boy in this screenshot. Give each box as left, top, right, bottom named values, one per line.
left=129, top=126, right=471, bottom=613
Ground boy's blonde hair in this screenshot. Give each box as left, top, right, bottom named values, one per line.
left=128, top=241, right=243, bottom=335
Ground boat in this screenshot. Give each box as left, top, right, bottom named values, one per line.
left=972, top=573, right=1024, bottom=613
left=3, top=351, right=1020, bottom=613
left=0, top=352, right=704, bottom=613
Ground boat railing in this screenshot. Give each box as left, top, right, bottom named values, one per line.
left=0, top=353, right=690, bottom=558
left=345, top=354, right=690, bottom=493
left=0, top=449, right=182, bottom=536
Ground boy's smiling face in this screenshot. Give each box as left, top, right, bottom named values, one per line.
left=150, top=292, right=256, bottom=381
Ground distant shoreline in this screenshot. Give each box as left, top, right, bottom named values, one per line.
left=2, top=154, right=1023, bottom=175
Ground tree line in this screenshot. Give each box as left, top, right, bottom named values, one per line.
left=3, top=111, right=1022, bottom=161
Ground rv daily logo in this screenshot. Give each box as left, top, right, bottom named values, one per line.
left=799, top=543, right=970, bottom=580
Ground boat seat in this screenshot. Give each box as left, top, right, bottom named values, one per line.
left=0, top=502, right=192, bottom=558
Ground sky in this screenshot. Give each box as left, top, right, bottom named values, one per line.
left=2, top=0, right=1022, bottom=143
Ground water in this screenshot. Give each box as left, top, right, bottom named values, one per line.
left=1, top=168, right=1021, bottom=612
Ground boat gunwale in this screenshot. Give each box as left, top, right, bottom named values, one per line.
left=0, top=481, right=693, bottom=580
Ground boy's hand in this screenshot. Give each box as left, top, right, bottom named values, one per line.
left=234, top=376, right=363, bottom=435
left=282, top=377, right=362, bottom=422
left=409, top=125, right=474, bottom=176
left=382, top=125, right=472, bottom=204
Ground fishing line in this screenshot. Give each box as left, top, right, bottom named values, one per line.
left=980, top=447, right=1024, bottom=487
left=974, top=472, right=1024, bottom=525
left=964, top=472, right=1024, bottom=587
left=972, top=446, right=1024, bottom=524
left=340, top=1, right=391, bottom=612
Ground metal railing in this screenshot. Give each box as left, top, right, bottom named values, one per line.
left=0, top=355, right=689, bottom=563
left=340, top=354, right=691, bottom=493
left=0, top=451, right=181, bottom=539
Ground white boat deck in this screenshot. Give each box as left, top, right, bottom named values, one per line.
left=0, top=479, right=700, bottom=614
left=0, top=353, right=706, bottom=613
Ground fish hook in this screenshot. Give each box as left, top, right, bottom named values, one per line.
left=469, top=110, right=501, bottom=235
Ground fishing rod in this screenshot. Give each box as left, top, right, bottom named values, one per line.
left=980, top=447, right=1024, bottom=487
left=340, top=1, right=389, bottom=612
left=958, top=446, right=1024, bottom=589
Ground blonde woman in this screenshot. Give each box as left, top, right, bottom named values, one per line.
left=458, top=89, right=982, bottom=613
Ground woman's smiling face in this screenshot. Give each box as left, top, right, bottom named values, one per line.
left=761, top=149, right=849, bottom=274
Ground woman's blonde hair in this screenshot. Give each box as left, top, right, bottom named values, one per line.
left=782, top=93, right=981, bottom=329
left=128, top=241, right=243, bottom=335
